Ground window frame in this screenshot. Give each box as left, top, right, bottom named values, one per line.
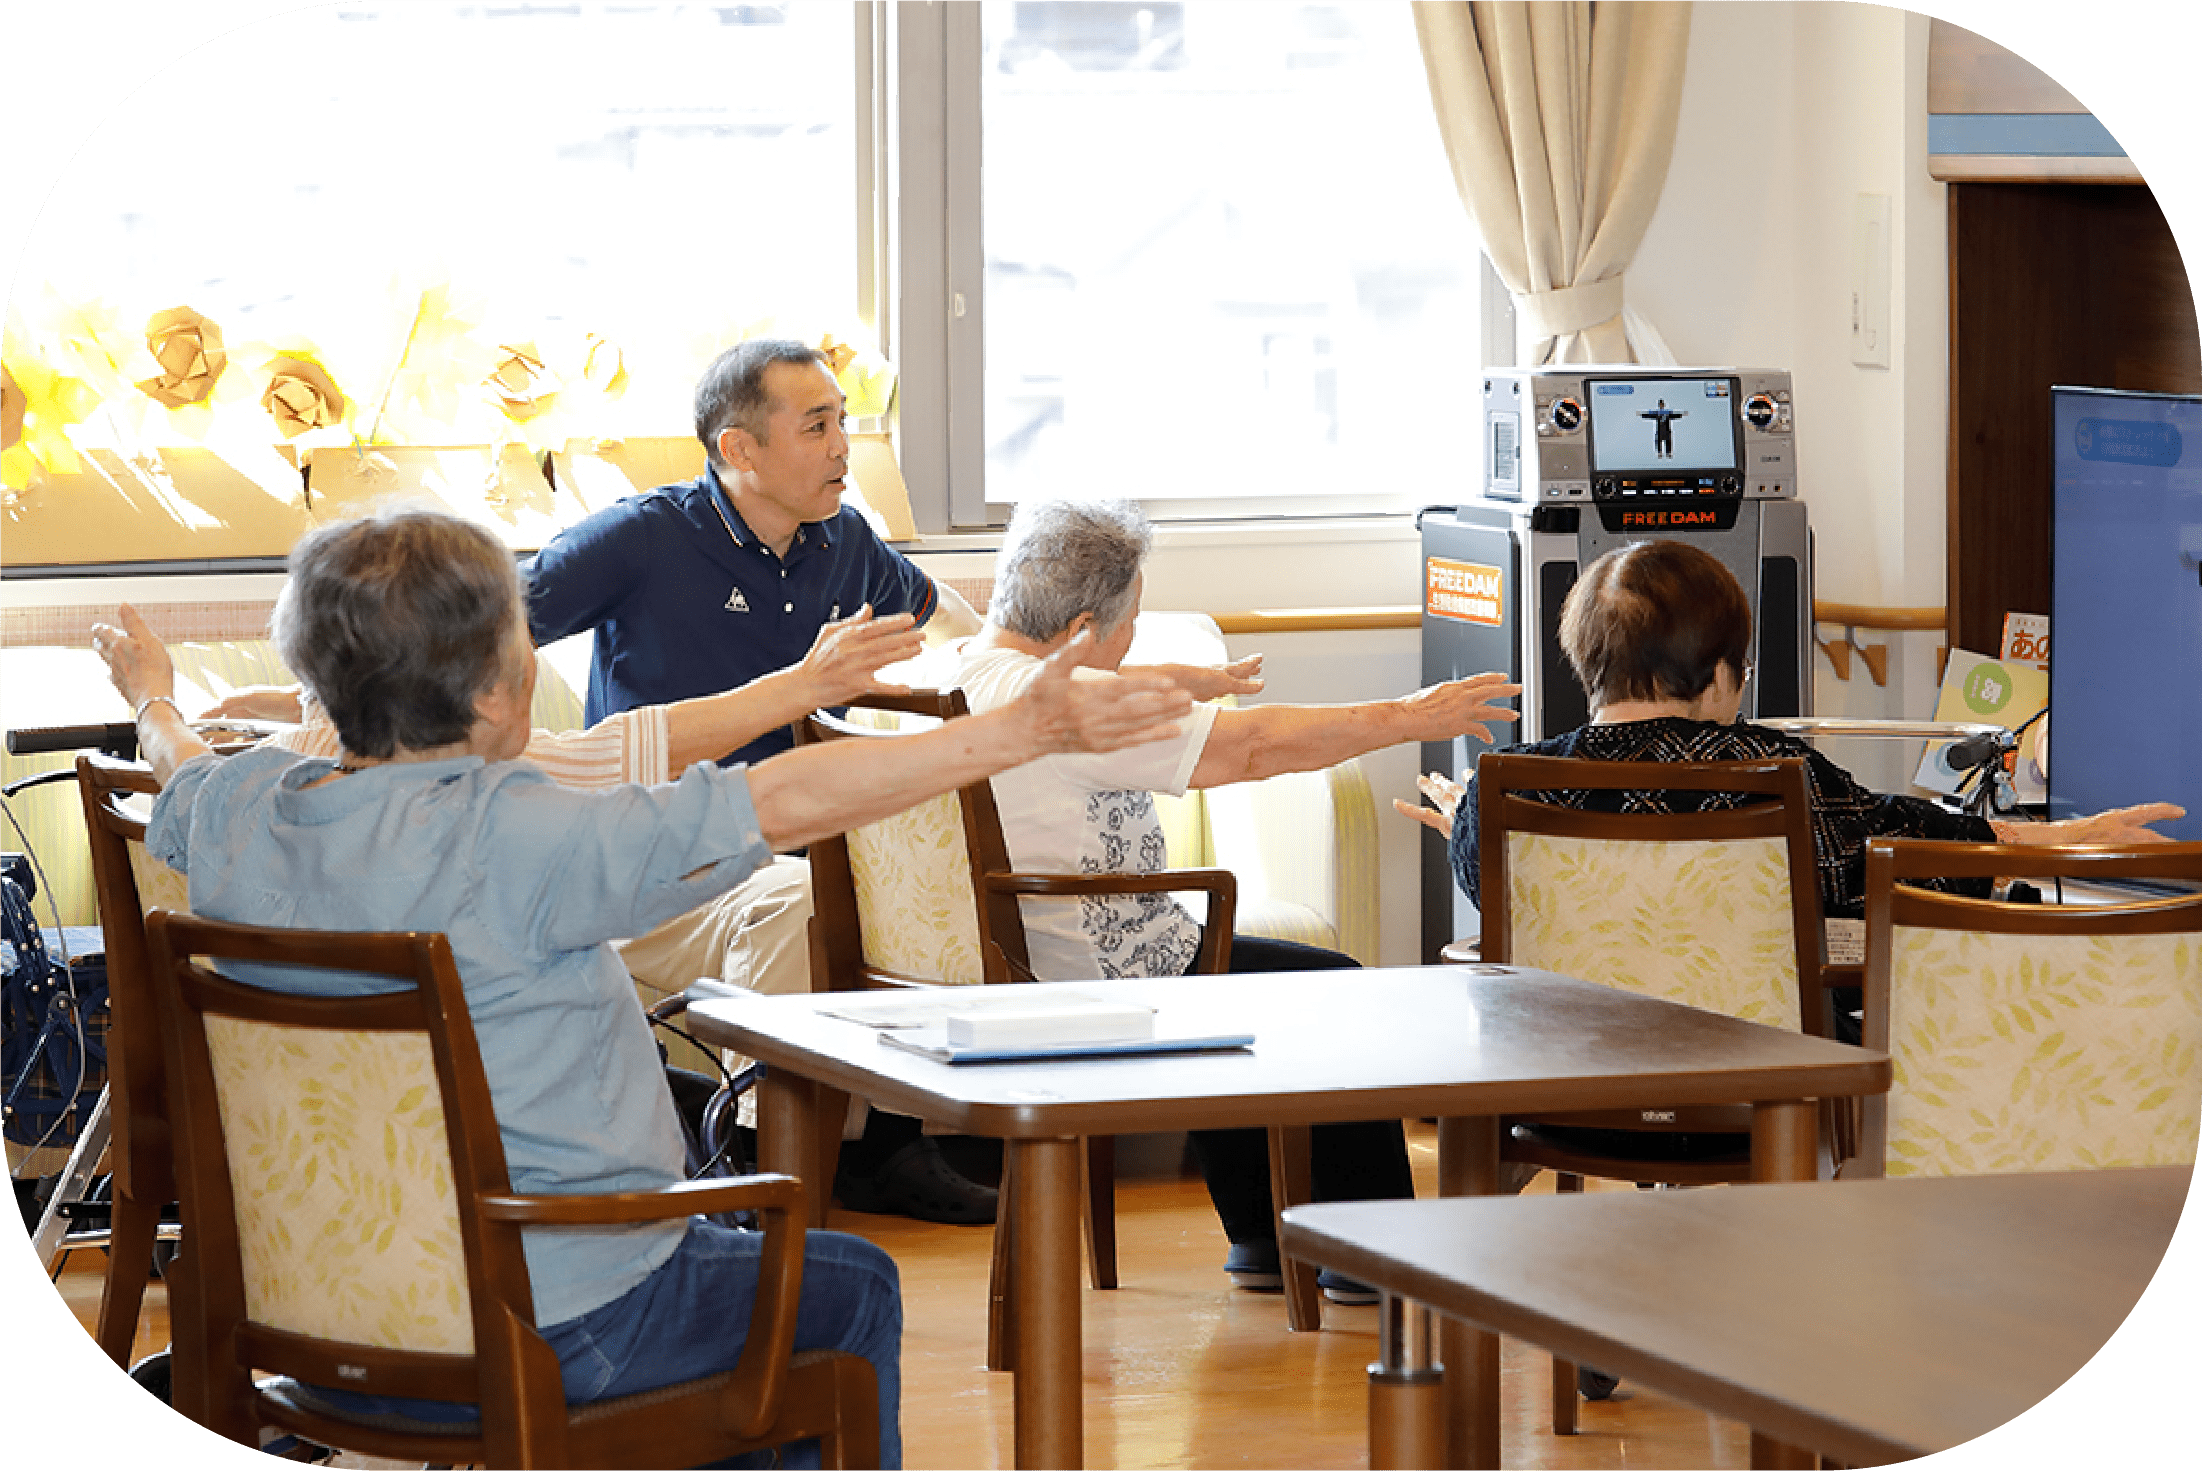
left=876, top=1, right=1507, bottom=538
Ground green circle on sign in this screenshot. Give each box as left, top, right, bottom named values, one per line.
left=1961, top=661, right=2014, bottom=716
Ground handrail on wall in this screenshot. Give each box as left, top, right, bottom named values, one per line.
left=1811, top=600, right=1947, bottom=687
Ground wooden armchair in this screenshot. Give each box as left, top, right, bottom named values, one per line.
left=145, top=909, right=878, bottom=1469
left=1857, top=838, right=2202, bottom=1178
left=799, top=691, right=1328, bottom=1348
left=1475, top=753, right=1833, bottom=1433
left=71, top=752, right=187, bottom=1370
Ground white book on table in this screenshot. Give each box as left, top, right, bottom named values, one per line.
left=944, top=999, right=1155, bottom=1049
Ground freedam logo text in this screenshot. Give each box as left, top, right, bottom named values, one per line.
left=1618, top=507, right=1721, bottom=528
left=1427, top=557, right=1504, bottom=626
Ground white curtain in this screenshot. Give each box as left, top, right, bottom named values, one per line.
left=1414, top=1, right=1693, bottom=365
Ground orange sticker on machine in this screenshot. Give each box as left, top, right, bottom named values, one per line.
left=1427, top=557, right=1504, bottom=626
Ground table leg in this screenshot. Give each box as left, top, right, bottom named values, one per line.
left=1011, top=1135, right=1084, bottom=1470
left=1368, top=1293, right=1446, bottom=1469
left=1748, top=1098, right=1820, bottom=1469
left=757, top=1070, right=826, bottom=1228
left=1749, top=1097, right=1818, bottom=1183
left=1270, top=1123, right=1320, bottom=1332
left=1437, top=1115, right=1502, bottom=1470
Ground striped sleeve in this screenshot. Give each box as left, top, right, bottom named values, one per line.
left=520, top=707, right=671, bottom=789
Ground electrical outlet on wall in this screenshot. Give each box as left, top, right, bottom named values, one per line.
left=1851, top=193, right=1891, bottom=369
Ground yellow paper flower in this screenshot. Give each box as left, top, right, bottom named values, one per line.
left=136, top=306, right=228, bottom=408
left=816, top=332, right=896, bottom=419
left=263, top=356, right=348, bottom=438
left=817, top=333, right=859, bottom=377
left=1, top=343, right=101, bottom=487
left=580, top=333, right=628, bottom=397
left=1, top=362, right=23, bottom=454
left=485, top=342, right=561, bottom=423
left=366, top=282, right=496, bottom=443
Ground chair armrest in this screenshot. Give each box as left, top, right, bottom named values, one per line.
left=477, top=1172, right=802, bottom=1226
left=983, top=867, right=1238, bottom=974
left=479, top=1172, right=806, bottom=1441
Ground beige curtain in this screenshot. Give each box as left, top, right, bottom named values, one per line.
left=1414, top=1, right=1693, bottom=365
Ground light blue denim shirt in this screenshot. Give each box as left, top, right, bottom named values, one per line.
left=150, top=744, right=775, bottom=1327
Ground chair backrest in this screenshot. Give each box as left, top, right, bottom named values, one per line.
left=75, top=753, right=184, bottom=1202
left=145, top=910, right=528, bottom=1432
left=1858, top=839, right=2202, bottom=1178
left=797, top=689, right=1035, bottom=990
left=1477, top=754, right=1827, bottom=1035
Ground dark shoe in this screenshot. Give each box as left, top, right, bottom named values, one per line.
left=1223, top=1238, right=1283, bottom=1291
left=1578, top=1365, right=1620, bottom=1400
left=1317, top=1269, right=1379, bottom=1306
left=835, top=1137, right=998, bottom=1225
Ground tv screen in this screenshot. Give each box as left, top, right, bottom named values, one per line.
left=1585, top=375, right=1739, bottom=474
left=2048, top=386, right=2202, bottom=842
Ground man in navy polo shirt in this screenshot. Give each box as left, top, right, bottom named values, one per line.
left=525, top=338, right=983, bottom=763
left=523, top=339, right=999, bottom=1226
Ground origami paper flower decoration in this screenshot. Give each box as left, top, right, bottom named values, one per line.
left=580, top=333, right=628, bottom=397
left=262, top=356, right=347, bottom=438
left=1, top=346, right=100, bottom=487
left=136, top=306, right=228, bottom=409
left=486, top=342, right=561, bottom=423
left=818, top=332, right=896, bottom=419
left=0, top=363, right=23, bottom=455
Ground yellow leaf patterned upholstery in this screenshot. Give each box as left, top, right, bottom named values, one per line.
left=845, top=790, right=986, bottom=986
left=1882, top=927, right=2202, bottom=1177
left=203, top=1015, right=472, bottom=1353
left=125, top=840, right=190, bottom=918
left=1507, top=830, right=1804, bottom=1031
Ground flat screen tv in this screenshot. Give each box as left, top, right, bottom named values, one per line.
left=2047, top=386, right=2202, bottom=843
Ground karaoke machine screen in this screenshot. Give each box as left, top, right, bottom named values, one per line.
left=2049, top=386, right=2202, bottom=842
left=1586, top=377, right=1738, bottom=474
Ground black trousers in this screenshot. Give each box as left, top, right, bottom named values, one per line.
left=1185, top=934, right=1416, bottom=1244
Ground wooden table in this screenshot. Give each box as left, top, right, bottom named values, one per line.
left=1281, top=1165, right=2192, bottom=1469
left=689, top=964, right=1890, bottom=1470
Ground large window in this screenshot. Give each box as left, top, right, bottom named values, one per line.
left=5, top=2, right=1485, bottom=562
left=10, top=3, right=855, bottom=465
left=975, top=1, right=1484, bottom=519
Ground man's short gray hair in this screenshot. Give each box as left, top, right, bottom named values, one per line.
left=989, top=498, right=1152, bottom=643
left=272, top=507, right=525, bottom=759
left=694, top=338, right=831, bottom=470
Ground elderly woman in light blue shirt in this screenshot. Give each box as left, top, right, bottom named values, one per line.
left=95, top=506, right=1191, bottom=1469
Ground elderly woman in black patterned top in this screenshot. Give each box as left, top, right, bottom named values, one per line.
left=1400, top=538, right=2183, bottom=1023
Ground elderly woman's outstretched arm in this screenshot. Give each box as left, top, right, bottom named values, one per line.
left=92, top=605, right=212, bottom=787
left=744, top=630, right=1191, bottom=852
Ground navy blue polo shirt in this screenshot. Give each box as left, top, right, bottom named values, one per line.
left=523, top=473, right=938, bottom=765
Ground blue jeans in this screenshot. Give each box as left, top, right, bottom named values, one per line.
left=544, top=1219, right=904, bottom=1469
left=304, top=1219, right=902, bottom=1469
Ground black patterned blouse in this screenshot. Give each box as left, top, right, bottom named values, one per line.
left=1448, top=717, right=1993, bottom=919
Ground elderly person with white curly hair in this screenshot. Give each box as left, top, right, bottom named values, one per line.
left=904, top=496, right=1520, bottom=1302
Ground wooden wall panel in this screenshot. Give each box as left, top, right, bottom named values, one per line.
left=1947, top=184, right=2201, bottom=656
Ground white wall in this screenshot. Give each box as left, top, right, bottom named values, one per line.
left=1632, top=0, right=1947, bottom=790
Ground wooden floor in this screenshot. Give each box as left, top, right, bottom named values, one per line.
left=47, top=1121, right=1764, bottom=1469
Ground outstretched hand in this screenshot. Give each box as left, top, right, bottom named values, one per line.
left=1020, top=630, right=1194, bottom=754
left=1999, top=802, right=2187, bottom=846
left=1396, top=671, right=1522, bottom=747
left=1142, top=654, right=1265, bottom=702
left=1391, top=770, right=1467, bottom=840
left=202, top=685, right=306, bottom=723
left=89, top=604, right=177, bottom=712
left=798, top=604, right=925, bottom=705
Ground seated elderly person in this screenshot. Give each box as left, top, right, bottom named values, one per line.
left=198, top=607, right=999, bottom=1223
left=904, top=497, right=1519, bottom=1299
left=1403, top=537, right=2184, bottom=1025
left=93, top=506, right=1193, bottom=1469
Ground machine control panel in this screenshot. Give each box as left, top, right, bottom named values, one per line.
left=1483, top=367, right=1796, bottom=530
